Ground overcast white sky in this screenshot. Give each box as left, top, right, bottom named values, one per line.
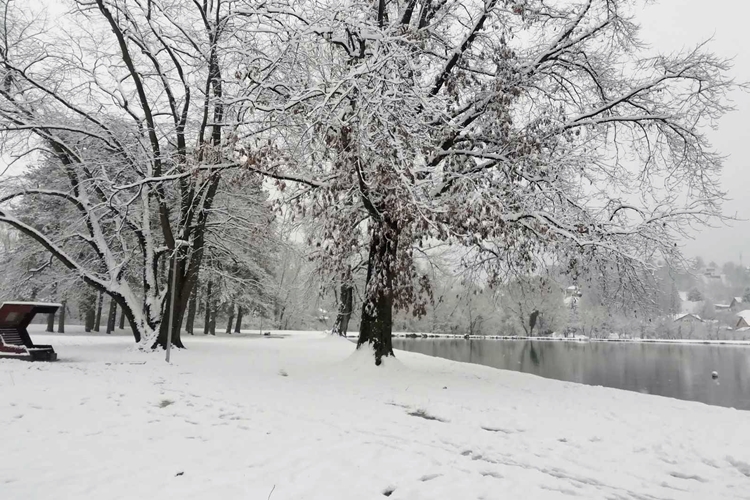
left=637, top=0, right=750, bottom=265
left=1, top=0, right=748, bottom=264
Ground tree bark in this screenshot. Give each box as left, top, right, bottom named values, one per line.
left=106, top=297, right=117, bottom=334
left=85, top=306, right=95, bottom=332
left=225, top=302, right=235, bottom=334
left=209, top=302, right=217, bottom=335
left=119, top=307, right=125, bottom=330
left=94, top=291, right=103, bottom=332
left=277, top=304, right=286, bottom=330
left=332, top=282, right=353, bottom=337
left=185, top=281, right=198, bottom=335
left=357, top=219, right=398, bottom=365
left=57, top=300, right=66, bottom=333
left=234, top=305, right=243, bottom=333
left=204, top=280, right=212, bottom=335
left=46, top=284, right=56, bottom=332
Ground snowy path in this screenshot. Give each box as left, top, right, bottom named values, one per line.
left=1, top=331, right=749, bottom=499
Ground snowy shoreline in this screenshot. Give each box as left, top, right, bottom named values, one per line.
left=382, top=332, right=750, bottom=346
left=25, top=323, right=750, bottom=345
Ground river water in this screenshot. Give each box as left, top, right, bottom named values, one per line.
left=392, top=338, right=750, bottom=411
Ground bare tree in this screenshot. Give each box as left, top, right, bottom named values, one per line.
left=0, top=0, right=283, bottom=347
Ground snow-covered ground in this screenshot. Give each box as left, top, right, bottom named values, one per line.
left=2, top=328, right=749, bottom=499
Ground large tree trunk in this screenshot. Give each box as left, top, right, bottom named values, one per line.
left=357, top=219, right=398, bottom=365
left=204, top=280, right=212, bottom=335
left=234, top=305, right=243, bottom=333
left=106, top=298, right=117, bottom=334
left=154, top=256, right=188, bottom=349
left=332, top=282, right=353, bottom=337
left=94, top=291, right=103, bottom=332
left=57, top=300, right=66, bottom=333
left=185, top=281, right=198, bottom=335
left=225, top=302, right=235, bottom=334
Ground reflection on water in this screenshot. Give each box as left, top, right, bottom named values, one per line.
left=393, top=339, right=750, bottom=410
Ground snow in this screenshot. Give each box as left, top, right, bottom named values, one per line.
left=0, top=302, right=63, bottom=308
left=679, top=300, right=703, bottom=315
left=2, top=328, right=750, bottom=499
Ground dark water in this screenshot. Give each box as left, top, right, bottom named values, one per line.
left=393, top=339, right=750, bottom=410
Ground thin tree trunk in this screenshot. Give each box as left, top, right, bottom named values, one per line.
left=106, top=298, right=117, bottom=334
left=46, top=284, right=56, bottom=332
left=225, top=302, right=235, bottom=334
left=234, top=305, right=243, bottom=333
left=332, top=282, right=353, bottom=337
left=57, top=300, right=66, bottom=333
left=209, top=302, right=217, bottom=335
left=85, top=306, right=95, bottom=332
left=107, top=294, right=142, bottom=343
left=119, top=308, right=126, bottom=330
left=277, top=304, right=286, bottom=330
left=94, top=291, right=103, bottom=332
left=185, top=281, right=198, bottom=335
left=46, top=310, right=55, bottom=332
left=357, top=219, right=397, bottom=365
left=204, top=280, right=212, bottom=335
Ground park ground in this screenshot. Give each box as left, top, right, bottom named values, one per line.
left=1, top=327, right=749, bottom=499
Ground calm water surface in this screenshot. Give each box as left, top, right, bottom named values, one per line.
left=393, top=339, right=750, bottom=411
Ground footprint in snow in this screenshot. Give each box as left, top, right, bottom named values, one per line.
left=481, top=471, right=503, bottom=479
left=669, top=471, right=707, bottom=482
left=727, top=456, right=750, bottom=477
left=481, top=426, right=512, bottom=434
left=419, top=473, right=441, bottom=482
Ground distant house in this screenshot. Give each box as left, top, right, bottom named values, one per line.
left=736, top=310, right=750, bottom=329
left=673, top=313, right=703, bottom=323
left=730, top=297, right=744, bottom=310
left=715, top=303, right=731, bottom=311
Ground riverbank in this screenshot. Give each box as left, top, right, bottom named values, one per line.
left=2, top=331, right=749, bottom=499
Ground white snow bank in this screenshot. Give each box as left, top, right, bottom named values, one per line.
left=1, top=331, right=749, bottom=499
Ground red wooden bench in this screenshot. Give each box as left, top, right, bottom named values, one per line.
left=0, top=302, right=60, bottom=361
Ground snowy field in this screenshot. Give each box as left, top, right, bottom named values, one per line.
left=2, top=328, right=750, bottom=499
